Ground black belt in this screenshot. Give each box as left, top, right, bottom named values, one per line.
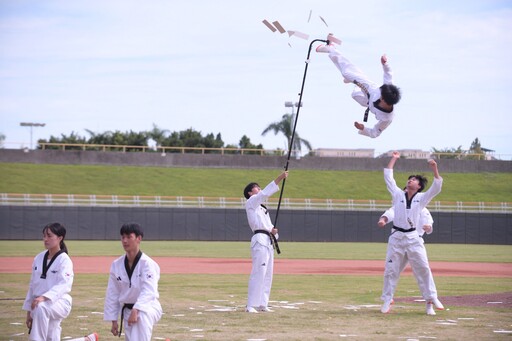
left=393, top=226, right=415, bottom=233
left=254, top=229, right=280, bottom=254
left=353, top=80, right=370, bottom=122
left=119, top=303, right=134, bottom=337
left=363, top=107, right=370, bottom=122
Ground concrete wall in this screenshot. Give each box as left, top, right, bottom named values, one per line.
left=2, top=149, right=511, bottom=244
left=1, top=206, right=510, bottom=244
left=1, top=149, right=512, bottom=172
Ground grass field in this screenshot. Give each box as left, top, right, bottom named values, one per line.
left=2, top=163, right=512, bottom=202
left=1, top=242, right=511, bottom=340
left=1, top=163, right=511, bottom=339
left=2, top=274, right=511, bottom=340
left=1, top=241, right=512, bottom=263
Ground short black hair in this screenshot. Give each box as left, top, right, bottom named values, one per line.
left=380, top=84, right=401, bottom=105
left=120, top=223, right=144, bottom=238
left=408, top=175, right=428, bottom=192
left=243, top=182, right=259, bottom=199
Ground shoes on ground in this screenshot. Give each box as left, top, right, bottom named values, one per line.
left=381, top=299, right=394, bottom=313
left=426, top=302, right=436, bottom=315
left=258, top=306, right=272, bottom=312
left=246, top=306, right=258, bottom=313
left=432, top=297, right=445, bottom=310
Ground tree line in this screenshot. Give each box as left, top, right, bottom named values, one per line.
left=27, top=116, right=494, bottom=160
left=36, top=114, right=314, bottom=155
left=37, top=124, right=268, bottom=154
left=431, top=138, right=495, bottom=160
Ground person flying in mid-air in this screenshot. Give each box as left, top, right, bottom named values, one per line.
left=316, top=39, right=401, bottom=138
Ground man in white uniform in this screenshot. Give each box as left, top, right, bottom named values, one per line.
left=379, top=207, right=444, bottom=315
left=104, top=223, right=162, bottom=340
left=243, top=171, right=288, bottom=313
left=316, top=41, right=401, bottom=138
left=381, top=151, right=444, bottom=315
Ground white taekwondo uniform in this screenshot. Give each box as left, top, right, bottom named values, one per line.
left=381, top=168, right=442, bottom=304
left=104, top=252, right=162, bottom=341
left=381, top=207, right=440, bottom=300
left=327, top=47, right=395, bottom=138
left=245, top=180, right=280, bottom=310
left=23, top=250, right=73, bottom=341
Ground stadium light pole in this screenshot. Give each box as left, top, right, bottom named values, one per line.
left=284, top=101, right=303, bottom=115
left=284, top=101, right=303, bottom=158
left=20, top=122, right=46, bottom=149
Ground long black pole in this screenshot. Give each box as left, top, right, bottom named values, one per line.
left=274, top=38, right=329, bottom=227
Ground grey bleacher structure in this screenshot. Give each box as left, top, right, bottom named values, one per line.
left=1, top=149, right=511, bottom=244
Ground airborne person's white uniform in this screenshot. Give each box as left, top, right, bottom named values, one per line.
left=326, top=46, right=396, bottom=138
left=23, top=251, right=74, bottom=341
left=104, top=253, right=162, bottom=340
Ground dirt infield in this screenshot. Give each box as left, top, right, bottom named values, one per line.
left=394, top=292, right=512, bottom=308
left=1, top=256, right=511, bottom=277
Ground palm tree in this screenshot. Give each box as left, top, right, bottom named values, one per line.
left=146, top=123, right=170, bottom=147
left=469, top=137, right=483, bottom=154
left=85, top=129, right=113, bottom=145
left=261, top=113, right=312, bottom=157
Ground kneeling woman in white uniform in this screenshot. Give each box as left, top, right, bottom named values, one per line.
left=23, top=222, right=74, bottom=341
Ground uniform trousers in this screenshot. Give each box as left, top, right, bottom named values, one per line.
left=381, top=232, right=437, bottom=302
left=397, top=238, right=438, bottom=300
left=29, top=298, right=71, bottom=341
left=122, top=306, right=162, bottom=341
left=328, top=50, right=378, bottom=106
left=247, top=241, right=274, bottom=309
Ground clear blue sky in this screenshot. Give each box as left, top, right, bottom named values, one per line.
left=1, top=0, right=511, bottom=158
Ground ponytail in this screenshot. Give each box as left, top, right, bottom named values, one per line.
left=60, top=240, right=68, bottom=254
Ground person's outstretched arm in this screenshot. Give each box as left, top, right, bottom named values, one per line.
left=420, top=159, right=443, bottom=207
left=428, top=159, right=441, bottom=179
left=274, top=171, right=289, bottom=185
left=381, top=54, right=393, bottom=84
left=386, top=151, right=400, bottom=169
left=355, top=119, right=392, bottom=138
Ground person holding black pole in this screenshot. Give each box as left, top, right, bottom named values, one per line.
left=243, top=171, right=288, bottom=313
